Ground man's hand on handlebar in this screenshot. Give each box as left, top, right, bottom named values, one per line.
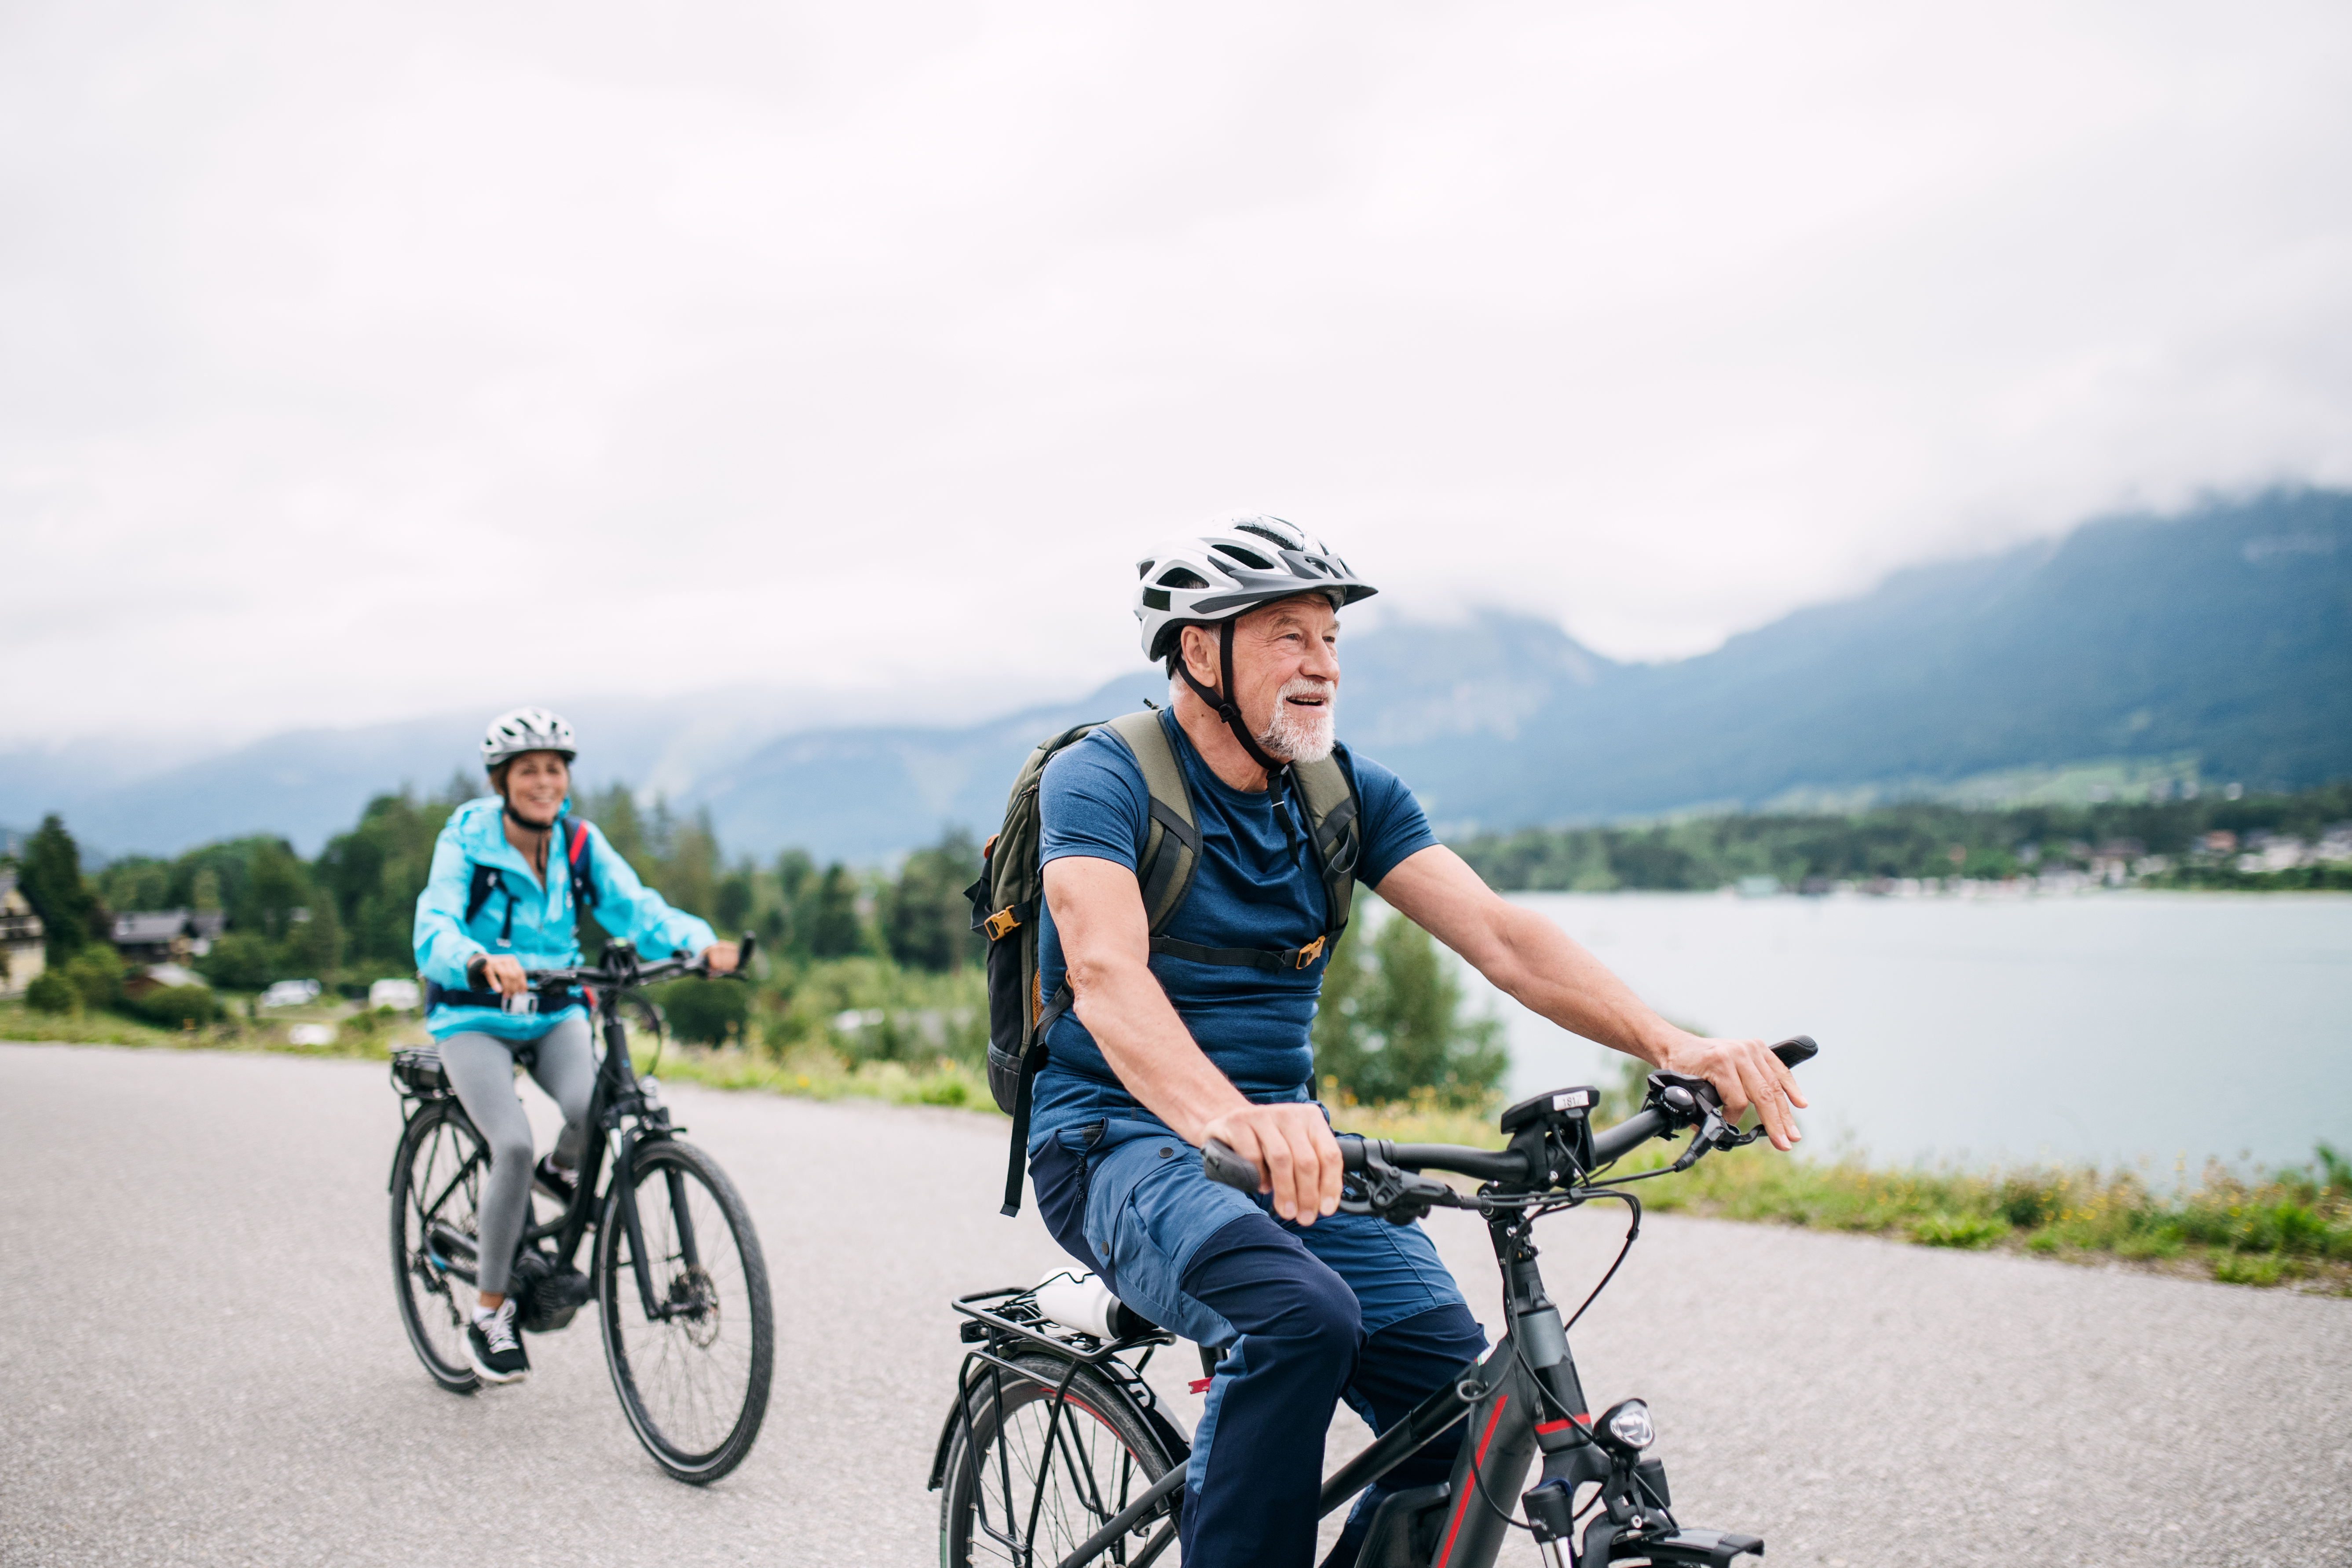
left=1652, top=1029, right=1809, bottom=1151
left=469, top=954, right=530, bottom=998
left=1200, top=1102, right=1345, bottom=1225
left=699, top=941, right=739, bottom=975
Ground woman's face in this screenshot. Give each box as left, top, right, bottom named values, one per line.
left=500, top=751, right=571, bottom=824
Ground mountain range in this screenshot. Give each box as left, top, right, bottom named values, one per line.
left=8, top=489, right=2346, bottom=864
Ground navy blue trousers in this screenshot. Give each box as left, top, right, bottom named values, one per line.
left=1034, top=1127, right=1487, bottom=1568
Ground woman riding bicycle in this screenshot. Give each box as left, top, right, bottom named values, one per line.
left=412, top=706, right=737, bottom=1386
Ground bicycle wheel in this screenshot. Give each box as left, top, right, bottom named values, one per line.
left=940, top=1352, right=1181, bottom=1568
left=596, top=1137, right=773, bottom=1483
left=389, top=1100, right=488, bottom=1393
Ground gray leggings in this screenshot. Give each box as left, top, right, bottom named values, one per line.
left=439, top=1016, right=597, bottom=1298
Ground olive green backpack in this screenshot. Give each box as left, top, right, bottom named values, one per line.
left=966, top=708, right=1363, bottom=1215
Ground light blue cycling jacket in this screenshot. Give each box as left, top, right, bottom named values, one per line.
left=413, top=796, right=718, bottom=1042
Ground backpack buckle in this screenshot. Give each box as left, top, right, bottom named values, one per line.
left=984, top=906, right=1023, bottom=941
left=1292, top=935, right=1327, bottom=969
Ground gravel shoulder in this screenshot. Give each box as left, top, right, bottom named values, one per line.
left=2, top=1042, right=2345, bottom=1568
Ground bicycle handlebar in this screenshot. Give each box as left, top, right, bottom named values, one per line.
left=521, top=931, right=758, bottom=992
left=1589, top=1106, right=1672, bottom=1165
left=1202, top=1035, right=1817, bottom=1206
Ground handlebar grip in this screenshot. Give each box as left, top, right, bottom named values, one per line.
left=737, top=931, right=757, bottom=971
left=1200, top=1138, right=1261, bottom=1193
left=1771, top=1034, right=1818, bottom=1069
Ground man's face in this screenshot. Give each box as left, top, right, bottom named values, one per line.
left=499, top=751, right=571, bottom=824
left=1182, top=595, right=1341, bottom=763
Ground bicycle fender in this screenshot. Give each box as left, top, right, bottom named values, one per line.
left=924, top=1392, right=963, bottom=1494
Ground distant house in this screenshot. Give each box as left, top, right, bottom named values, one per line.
left=0, top=873, right=46, bottom=998
left=123, top=962, right=209, bottom=999
left=111, top=909, right=207, bottom=966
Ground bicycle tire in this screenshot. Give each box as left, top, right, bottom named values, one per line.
left=940, top=1352, right=1180, bottom=1568
left=389, top=1100, right=487, bottom=1394
left=596, top=1137, right=774, bottom=1483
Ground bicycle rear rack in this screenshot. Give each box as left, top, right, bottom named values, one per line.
left=951, top=1285, right=1175, bottom=1367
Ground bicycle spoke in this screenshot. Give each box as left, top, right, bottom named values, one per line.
left=951, top=1371, right=1167, bottom=1568
left=600, top=1143, right=771, bottom=1478
left=393, top=1107, right=487, bottom=1390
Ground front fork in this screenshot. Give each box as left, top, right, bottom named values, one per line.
left=1481, top=1301, right=1746, bottom=1568
left=598, top=1005, right=698, bottom=1323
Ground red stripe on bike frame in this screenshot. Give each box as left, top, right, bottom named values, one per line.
left=1535, top=1415, right=1589, bottom=1435
left=1436, top=1395, right=1509, bottom=1567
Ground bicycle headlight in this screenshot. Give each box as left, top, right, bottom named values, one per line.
left=1597, top=1398, right=1654, bottom=1454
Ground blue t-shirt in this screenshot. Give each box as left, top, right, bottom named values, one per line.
left=1030, top=708, right=1438, bottom=1145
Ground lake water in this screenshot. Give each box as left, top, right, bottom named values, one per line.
left=1457, top=891, right=2352, bottom=1173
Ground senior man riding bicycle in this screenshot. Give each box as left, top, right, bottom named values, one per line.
left=1025, top=516, right=1807, bottom=1568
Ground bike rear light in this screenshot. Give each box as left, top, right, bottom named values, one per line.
left=1598, top=1398, right=1654, bottom=1453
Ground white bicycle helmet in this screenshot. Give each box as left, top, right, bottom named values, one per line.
left=1133, top=515, right=1377, bottom=664
left=480, top=706, right=577, bottom=769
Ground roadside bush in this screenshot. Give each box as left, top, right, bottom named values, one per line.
left=1909, top=1213, right=2009, bottom=1248
left=2210, top=1254, right=2285, bottom=1287
left=24, top=971, right=77, bottom=1014
left=197, top=932, right=275, bottom=991
left=1313, top=899, right=1507, bottom=1108
left=64, top=946, right=127, bottom=1009
left=1995, top=1172, right=2065, bottom=1229
left=653, top=976, right=750, bottom=1047
left=124, top=985, right=221, bottom=1028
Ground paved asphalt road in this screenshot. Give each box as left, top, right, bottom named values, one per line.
left=2, top=1042, right=2347, bottom=1567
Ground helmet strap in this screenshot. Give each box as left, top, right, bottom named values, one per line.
left=501, top=799, right=556, bottom=836
left=1176, top=620, right=1305, bottom=855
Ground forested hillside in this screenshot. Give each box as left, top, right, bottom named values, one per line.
left=8, top=489, right=2348, bottom=861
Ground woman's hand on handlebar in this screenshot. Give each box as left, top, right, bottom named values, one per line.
left=1652, top=1028, right=1808, bottom=1150
left=699, top=941, right=739, bottom=975
left=1200, top=1102, right=1345, bottom=1225
left=468, top=953, right=530, bottom=997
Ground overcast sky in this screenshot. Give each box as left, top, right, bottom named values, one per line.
left=5, top=0, right=2348, bottom=749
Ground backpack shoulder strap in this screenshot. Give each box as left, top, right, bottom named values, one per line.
left=463, top=863, right=504, bottom=926
left=1100, top=709, right=1199, bottom=934
left=1289, top=752, right=1362, bottom=941
left=560, top=815, right=597, bottom=910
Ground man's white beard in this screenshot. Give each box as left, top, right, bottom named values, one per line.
left=1258, top=677, right=1337, bottom=764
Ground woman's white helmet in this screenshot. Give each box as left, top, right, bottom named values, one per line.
left=480, top=706, right=577, bottom=769
left=1133, top=515, right=1377, bottom=663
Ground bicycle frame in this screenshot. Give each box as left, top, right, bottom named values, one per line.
left=408, top=942, right=715, bottom=1326
left=940, top=1216, right=1755, bottom=1568
left=935, top=1038, right=1818, bottom=1568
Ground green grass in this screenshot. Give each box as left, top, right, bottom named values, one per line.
left=633, top=1037, right=995, bottom=1111
left=1314, top=1097, right=2352, bottom=1293
left=1, top=997, right=424, bottom=1060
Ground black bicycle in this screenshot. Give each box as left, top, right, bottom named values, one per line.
left=388, top=938, right=775, bottom=1484
left=930, top=1037, right=1818, bottom=1567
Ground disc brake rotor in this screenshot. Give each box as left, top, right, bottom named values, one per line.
left=666, top=1266, right=722, bottom=1349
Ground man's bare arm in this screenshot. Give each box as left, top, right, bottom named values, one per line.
left=1375, top=844, right=1807, bottom=1149
left=1043, top=855, right=1344, bottom=1221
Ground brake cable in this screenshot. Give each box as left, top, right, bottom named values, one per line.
left=1560, top=1188, right=1642, bottom=1335
left=1452, top=1181, right=1645, bottom=1536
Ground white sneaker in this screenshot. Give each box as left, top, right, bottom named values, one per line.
left=465, top=1300, right=530, bottom=1384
